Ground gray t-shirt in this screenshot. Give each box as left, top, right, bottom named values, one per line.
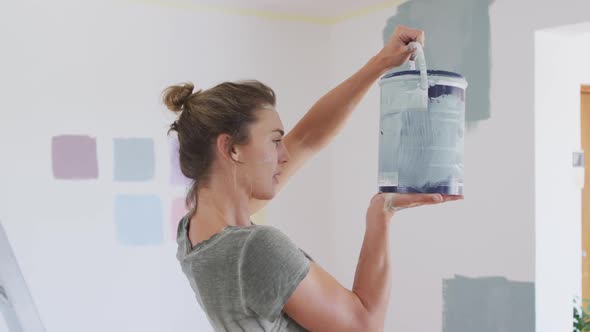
left=176, top=216, right=312, bottom=331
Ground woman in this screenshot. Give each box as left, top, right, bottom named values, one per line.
left=165, top=25, right=461, bottom=332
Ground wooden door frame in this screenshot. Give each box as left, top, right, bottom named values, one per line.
left=581, top=85, right=590, bottom=303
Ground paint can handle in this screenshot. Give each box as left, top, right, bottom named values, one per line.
left=408, top=41, right=428, bottom=90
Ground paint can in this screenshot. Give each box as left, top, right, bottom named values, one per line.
left=378, top=62, right=468, bottom=195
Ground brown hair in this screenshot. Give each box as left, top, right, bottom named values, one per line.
left=162, top=80, right=276, bottom=209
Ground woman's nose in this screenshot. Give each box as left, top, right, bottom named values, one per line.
left=280, top=145, right=290, bottom=164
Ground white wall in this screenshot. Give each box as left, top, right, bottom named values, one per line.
left=535, top=23, right=590, bottom=332
left=0, top=1, right=331, bottom=331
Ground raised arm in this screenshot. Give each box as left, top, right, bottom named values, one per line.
left=249, top=26, right=425, bottom=215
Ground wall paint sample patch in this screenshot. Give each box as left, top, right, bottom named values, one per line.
left=442, top=274, right=535, bottom=332
left=113, top=138, right=155, bottom=181
left=51, top=135, right=98, bottom=180
left=114, top=194, right=163, bottom=245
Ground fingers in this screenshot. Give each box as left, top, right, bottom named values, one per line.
left=382, top=193, right=394, bottom=211
left=396, top=26, right=424, bottom=63
left=379, top=193, right=463, bottom=211
left=384, top=193, right=441, bottom=210
left=381, top=25, right=425, bottom=68
left=416, top=31, right=425, bottom=47
left=397, top=25, right=425, bottom=47
left=413, top=194, right=442, bottom=204
left=442, top=195, right=463, bottom=202
left=406, top=42, right=418, bottom=61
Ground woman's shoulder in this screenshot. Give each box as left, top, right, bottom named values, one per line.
left=245, top=224, right=291, bottom=243
left=241, top=225, right=303, bottom=260
left=244, top=225, right=313, bottom=261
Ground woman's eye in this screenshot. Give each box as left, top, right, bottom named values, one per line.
left=273, top=140, right=282, bottom=145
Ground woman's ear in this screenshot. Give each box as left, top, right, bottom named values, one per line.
left=216, top=133, right=241, bottom=163
left=230, top=146, right=240, bottom=163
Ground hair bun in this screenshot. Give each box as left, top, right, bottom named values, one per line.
left=162, top=82, right=195, bottom=114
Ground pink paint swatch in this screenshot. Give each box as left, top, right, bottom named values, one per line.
left=52, top=135, right=98, bottom=179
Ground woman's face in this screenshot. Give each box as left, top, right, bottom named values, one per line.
left=234, top=106, right=290, bottom=200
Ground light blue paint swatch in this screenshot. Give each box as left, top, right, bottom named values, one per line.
left=114, top=194, right=163, bottom=245
left=113, top=138, right=155, bottom=181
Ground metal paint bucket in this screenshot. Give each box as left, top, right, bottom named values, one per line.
left=378, top=66, right=468, bottom=195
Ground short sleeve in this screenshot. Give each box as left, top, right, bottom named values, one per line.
left=239, top=226, right=311, bottom=322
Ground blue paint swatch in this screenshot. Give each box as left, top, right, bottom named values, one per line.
left=113, top=138, right=155, bottom=181
left=114, top=194, right=163, bottom=245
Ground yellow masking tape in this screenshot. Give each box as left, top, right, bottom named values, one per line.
left=128, top=0, right=408, bottom=25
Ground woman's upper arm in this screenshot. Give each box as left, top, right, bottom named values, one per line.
left=283, top=262, right=372, bottom=332
left=239, top=226, right=371, bottom=330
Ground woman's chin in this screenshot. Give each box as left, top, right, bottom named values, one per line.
left=253, top=188, right=276, bottom=201
left=266, top=188, right=277, bottom=200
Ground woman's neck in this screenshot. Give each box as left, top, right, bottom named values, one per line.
left=192, top=184, right=252, bottom=229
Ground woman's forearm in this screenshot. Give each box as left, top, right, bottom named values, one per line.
left=289, top=52, right=392, bottom=151
left=352, top=218, right=391, bottom=330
